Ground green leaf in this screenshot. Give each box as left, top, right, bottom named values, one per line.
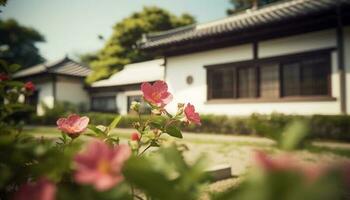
left=280, top=120, right=309, bottom=151
left=149, top=121, right=163, bottom=129
left=87, top=125, right=106, bottom=136
left=123, top=156, right=175, bottom=200
left=108, top=115, right=121, bottom=132
left=8, top=64, right=21, bottom=73
left=166, top=125, right=182, bottom=138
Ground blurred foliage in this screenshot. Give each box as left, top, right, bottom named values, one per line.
left=83, top=6, right=195, bottom=83
left=0, top=0, right=7, bottom=12
left=227, top=0, right=283, bottom=15
left=213, top=167, right=346, bottom=200
left=124, top=145, right=209, bottom=200
left=0, top=18, right=45, bottom=69
left=0, top=60, right=79, bottom=199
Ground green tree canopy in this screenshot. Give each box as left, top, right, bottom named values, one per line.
left=85, top=6, right=195, bottom=83
left=227, top=0, right=283, bottom=15
left=0, top=18, right=45, bottom=69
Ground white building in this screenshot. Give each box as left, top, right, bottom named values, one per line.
left=14, top=57, right=91, bottom=115
left=139, top=0, right=350, bottom=116
left=89, top=59, right=164, bottom=115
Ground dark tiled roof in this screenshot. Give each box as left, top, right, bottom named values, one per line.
left=14, top=57, right=91, bottom=78
left=140, top=0, right=350, bottom=50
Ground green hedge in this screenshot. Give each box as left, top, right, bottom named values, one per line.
left=84, top=112, right=350, bottom=142
left=30, top=111, right=350, bottom=142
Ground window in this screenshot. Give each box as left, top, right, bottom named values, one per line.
left=282, top=62, right=301, bottom=96
left=282, top=55, right=330, bottom=97
left=260, top=63, right=279, bottom=98
left=91, top=96, right=116, bottom=112
left=207, top=50, right=331, bottom=101
left=238, top=67, right=256, bottom=98
left=127, top=95, right=151, bottom=114
left=209, top=69, right=234, bottom=99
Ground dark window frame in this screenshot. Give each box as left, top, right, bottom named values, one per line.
left=205, top=48, right=334, bottom=102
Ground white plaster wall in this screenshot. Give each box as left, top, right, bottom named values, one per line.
left=116, top=90, right=143, bottom=115
left=344, top=26, right=350, bottom=114
left=56, top=76, right=89, bottom=107
left=36, top=81, right=54, bottom=116
left=116, top=92, right=127, bottom=115
left=165, top=29, right=341, bottom=116
left=259, top=29, right=337, bottom=58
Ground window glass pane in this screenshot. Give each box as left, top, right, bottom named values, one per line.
left=211, top=69, right=234, bottom=99
left=238, top=67, right=256, bottom=98
left=282, top=62, right=300, bottom=97
left=301, top=57, right=329, bottom=96
left=91, top=96, right=116, bottom=112
left=260, top=63, right=279, bottom=98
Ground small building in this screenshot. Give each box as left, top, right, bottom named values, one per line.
left=139, top=0, right=350, bottom=115
left=14, top=57, right=91, bottom=115
left=88, top=59, right=164, bottom=114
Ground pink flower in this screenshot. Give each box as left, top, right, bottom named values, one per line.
left=56, top=114, right=89, bottom=138
left=131, top=132, right=140, bottom=141
left=184, top=103, right=201, bottom=125
left=254, top=151, right=297, bottom=172
left=24, top=81, right=35, bottom=92
left=0, top=73, right=9, bottom=81
left=141, top=81, right=173, bottom=107
left=14, top=177, right=56, bottom=200
left=74, top=140, right=131, bottom=191
left=254, top=151, right=325, bottom=183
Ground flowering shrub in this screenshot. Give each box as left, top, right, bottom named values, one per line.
left=1, top=71, right=350, bottom=200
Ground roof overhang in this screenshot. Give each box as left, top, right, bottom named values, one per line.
left=140, top=0, right=350, bottom=56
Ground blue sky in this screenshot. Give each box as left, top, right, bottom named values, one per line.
left=1, top=0, right=231, bottom=62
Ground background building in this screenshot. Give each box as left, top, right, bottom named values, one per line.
left=88, top=59, right=164, bottom=114
left=139, top=0, right=350, bottom=115
left=14, top=57, right=91, bottom=115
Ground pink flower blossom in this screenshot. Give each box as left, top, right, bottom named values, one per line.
left=24, top=81, right=35, bottom=92
left=254, top=151, right=324, bottom=182
left=74, top=140, right=131, bottom=191
left=184, top=103, right=201, bottom=125
left=14, top=178, right=56, bottom=200
left=141, top=81, right=173, bottom=107
left=131, top=132, right=140, bottom=141
left=56, top=114, right=89, bottom=138
left=254, top=151, right=295, bottom=171
left=0, top=73, right=9, bottom=81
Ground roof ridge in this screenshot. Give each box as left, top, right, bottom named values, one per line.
left=146, top=24, right=196, bottom=38
left=145, top=0, right=296, bottom=40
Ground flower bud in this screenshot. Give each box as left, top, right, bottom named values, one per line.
left=0, top=73, right=9, bottom=82
left=151, top=108, right=162, bottom=115
left=130, top=140, right=139, bottom=150
left=131, top=132, right=140, bottom=141
left=24, top=81, right=35, bottom=93
left=133, top=122, right=141, bottom=129
left=96, top=125, right=107, bottom=132
left=130, top=101, right=140, bottom=112
left=145, top=131, right=156, bottom=140
left=177, top=103, right=185, bottom=109
left=176, top=103, right=185, bottom=115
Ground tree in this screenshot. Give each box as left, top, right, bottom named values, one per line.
left=0, top=18, right=45, bottom=69
left=85, top=6, right=195, bottom=83
left=227, top=0, right=283, bottom=15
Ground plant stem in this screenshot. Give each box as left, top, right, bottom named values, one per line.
left=138, top=144, right=152, bottom=156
